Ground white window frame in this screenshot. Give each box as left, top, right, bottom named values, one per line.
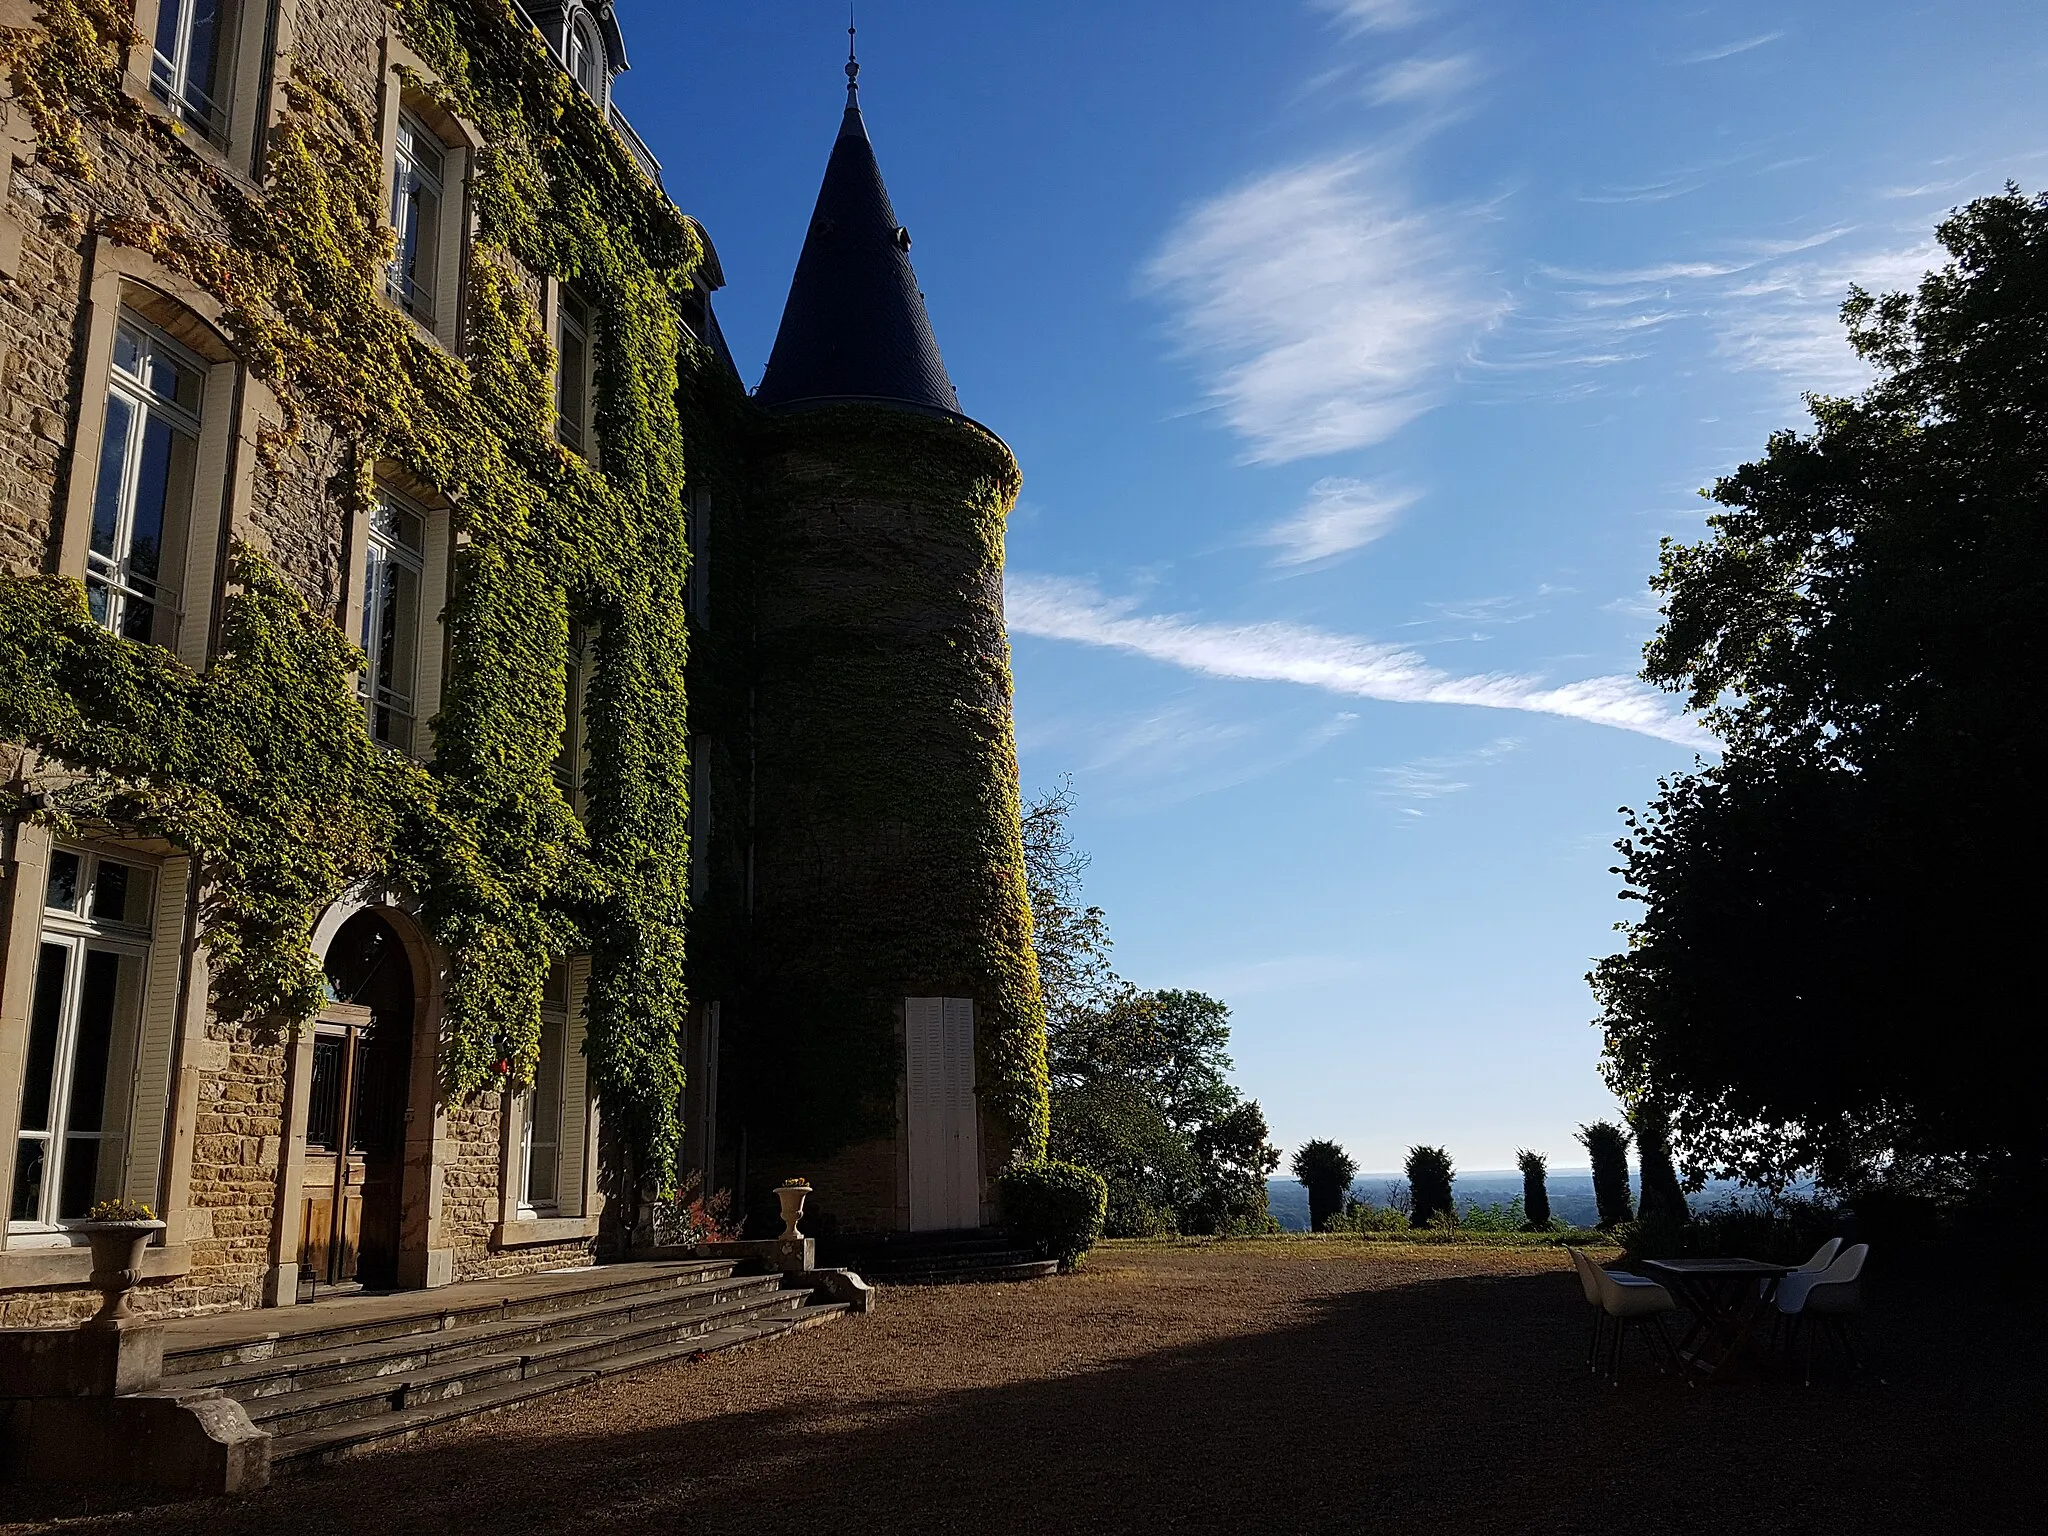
left=359, top=489, right=428, bottom=753
left=388, top=107, right=448, bottom=327
left=86, top=313, right=207, bottom=650
left=556, top=618, right=590, bottom=809
left=519, top=973, right=570, bottom=1216
left=554, top=283, right=596, bottom=457
left=686, top=490, right=709, bottom=625
left=9, top=849, right=156, bottom=1238
left=148, top=0, right=241, bottom=142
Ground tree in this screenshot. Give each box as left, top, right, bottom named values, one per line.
left=1579, top=1121, right=1635, bottom=1230
left=1188, top=1099, right=1283, bottom=1234
left=1291, top=1140, right=1358, bottom=1232
left=1026, top=787, right=1278, bottom=1235
left=1593, top=189, right=2048, bottom=1201
left=1517, top=1149, right=1552, bottom=1232
left=1022, top=780, right=1117, bottom=1031
left=1405, top=1145, right=1456, bottom=1228
left=1632, top=1102, right=1690, bottom=1226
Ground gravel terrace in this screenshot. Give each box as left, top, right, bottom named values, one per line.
left=3, top=1240, right=2037, bottom=1535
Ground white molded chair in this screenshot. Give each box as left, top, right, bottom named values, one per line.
left=1762, top=1237, right=1843, bottom=1300
left=1774, top=1242, right=1870, bottom=1385
left=1569, top=1245, right=1678, bottom=1383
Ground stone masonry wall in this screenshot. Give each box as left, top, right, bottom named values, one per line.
left=0, top=0, right=576, bottom=1322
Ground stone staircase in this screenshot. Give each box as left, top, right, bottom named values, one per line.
left=158, top=1260, right=846, bottom=1471
left=822, top=1231, right=1057, bottom=1286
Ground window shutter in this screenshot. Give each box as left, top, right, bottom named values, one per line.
left=123, top=857, right=191, bottom=1210
left=557, top=955, right=592, bottom=1217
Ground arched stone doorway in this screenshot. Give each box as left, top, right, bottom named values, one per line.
left=300, top=910, right=417, bottom=1289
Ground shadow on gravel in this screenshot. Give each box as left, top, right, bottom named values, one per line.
left=4, top=1264, right=2039, bottom=1536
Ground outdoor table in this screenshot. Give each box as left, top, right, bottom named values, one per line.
left=1640, top=1258, right=1794, bottom=1379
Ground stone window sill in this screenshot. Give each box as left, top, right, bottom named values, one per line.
left=491, top=1215, right=599, bottom=1250
left=0, top=1243, right=193, bottom=1291
left=121, top=74, right=264, bottom=197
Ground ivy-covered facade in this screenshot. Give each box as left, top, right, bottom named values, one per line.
left=0, top=0, right=1044, bottom=1324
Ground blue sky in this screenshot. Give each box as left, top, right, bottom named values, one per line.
left=619, top=2, right=2047, bottom=1172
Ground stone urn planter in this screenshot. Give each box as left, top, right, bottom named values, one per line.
left=77, top=1219, right=166, bottom=1324
left=775, top=1182, right=813, bottom=1240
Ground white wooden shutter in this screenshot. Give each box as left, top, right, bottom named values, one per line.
left=123, top=857, right=191, bottom=1210
left=558, top=956, right=592, bottom=1217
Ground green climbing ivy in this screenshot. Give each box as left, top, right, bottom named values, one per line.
left=0, top=0, right=712, bottom=1182
left=747, top=405, right=1050, bottom=1165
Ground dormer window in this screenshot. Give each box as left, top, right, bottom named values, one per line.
left=568, top=12, right=605, bottom=101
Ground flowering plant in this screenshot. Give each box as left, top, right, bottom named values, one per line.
left=650, top=1176, right=740, bottom=1247
left=778, top=1176, right=812, bottom=1188
left=84, top=1199, right=157, bottom=1222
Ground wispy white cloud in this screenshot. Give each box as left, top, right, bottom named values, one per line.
left=1881, top=180, right=1969, bottom=201
left=1709, top=242, right=1939, bottom=383
left=1369, top=53, right=1480, bottom=109
left=1262, top=478, right=1416, bottom=566
left=1007, top=575, right=1713, bottom=749
left=1314, top=0, right=1430, bottom=34
left=1144, top=154, right=1510, bottom=462
left=1058, top=702, right=1364, bottom=809
left=1377, top=737, right=1522, bottom=808
left=1489, top=232, right=1940, bottom=397
left=1679, top=32, right=1785, bottom=65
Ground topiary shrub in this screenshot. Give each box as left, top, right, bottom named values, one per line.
left=1579, top=1120, right=1637, bottom=1229
left=1406, top=1145, right=1456, bottom=1228
left=1291, top=1139, right=1359, bottom=1232
left=997, top=1160, right=1108, bottom=1269
left=1518, top=1149, right=1553, bottom=1231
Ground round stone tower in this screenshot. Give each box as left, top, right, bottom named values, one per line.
left=738, top=46, right=1046, bottom=1235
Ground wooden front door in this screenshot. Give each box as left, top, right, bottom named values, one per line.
left=299, top=1004, right=410, bottom=1288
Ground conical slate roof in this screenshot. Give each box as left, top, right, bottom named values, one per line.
left=756, top=71, right=961, bottom=416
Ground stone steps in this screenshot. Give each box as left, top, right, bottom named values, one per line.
left=236, top=1289, right=814, bottom=1439
left=163, top=1260, right=742, bottom=1374
left=265, top=1307, right=849, bottom=1469
left=876, top=1257, right=1058, bottom=1286
left=820, top=1231, right=1059, bottom=1287
left=170, top=1271, right=789, bottom=1400
left=157, top=1261, right=851, bottom=1472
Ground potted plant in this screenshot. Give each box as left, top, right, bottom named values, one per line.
left=77, top=1200, right=166, bottom=1324
left=775, top=1177, right=813, bottom=1239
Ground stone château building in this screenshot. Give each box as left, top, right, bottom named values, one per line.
left=0, top=0, right=1045, bottom=1326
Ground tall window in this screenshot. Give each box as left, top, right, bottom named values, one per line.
left=686, top=491, right=710, bottom=624
left=11, top=850, right=154, bottom=1228
left=556, top=619, right=589, bottom=804
left=521, top=967, right=569, bottom=1212
left=359, top=492, right=425, bottom=753
left=88, top=316, right=204, bottom=647
left=388, top=110, right=446, bottom=325
left=150, top=0, right=238, bottom=141
left=567, top=14, right=604, bottom=101
left=555, top=286, right=594, bottom=456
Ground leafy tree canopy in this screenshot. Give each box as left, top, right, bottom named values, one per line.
left=1592, top=188, right=2048, bottom=1195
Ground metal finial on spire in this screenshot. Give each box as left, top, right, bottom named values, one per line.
left=846, top=5, right=860, bottom=104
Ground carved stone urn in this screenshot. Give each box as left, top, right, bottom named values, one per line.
left=775, top=1183, right=813, bottom=1240
left=78, top=1220, right=166, bottom=1324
